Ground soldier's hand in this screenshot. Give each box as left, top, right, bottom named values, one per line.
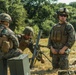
left=51, top=46, right=57, bottom=54
left=59, top=46, right=68, bottom=54
left=59, top=49, right=65, bottom=54
left=51, top=49, right=57, bottom=54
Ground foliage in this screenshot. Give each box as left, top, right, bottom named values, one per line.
left=8, top=4, right=27, bottom=33
left=41, top=20, right=55, bottom=37
left=70, top=19, right=76, bottom=31
left=69, top=2, right=76, bottom=8
left=0, top=0, right=8, bottom=13
left=32, top=25, right=39, bottom=42
left=0, top=0, right=76, bottom=37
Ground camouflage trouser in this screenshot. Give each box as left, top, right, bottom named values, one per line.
left=0, top=48, right=22, bottom=60
left=52, top=53, right=69, bottom=70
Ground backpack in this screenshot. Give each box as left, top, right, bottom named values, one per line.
left=50, top=23, right=68, bottom=44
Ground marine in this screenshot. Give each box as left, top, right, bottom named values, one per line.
left=17, top=26, right=45, bottom=63
left=48, top=7, right=75, bottom=71
left=0, top=13, right=22, bottom=59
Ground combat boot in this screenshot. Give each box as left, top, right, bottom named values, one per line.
left=36, top=57, right=45, bottom=63
left=40, top=58, right=45, bottom=63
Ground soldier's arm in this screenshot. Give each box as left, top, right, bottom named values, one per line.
left=47, top=29, right=53, bottom=49
left=6, top=29, right=19, bottom=49
left=48, top=36, right=51, bottom=49
left=28, top=39, right=34, bottom=53
left=65, top=24, right=75, bottom=48
left=1, top=28, right=19, bottom=49
left=9, top=34, right=19, bottom=48
left=15, top=34, right=22, bottom=42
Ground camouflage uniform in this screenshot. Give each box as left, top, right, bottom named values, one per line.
left=48, top=8, right=75, bottom=70
left=0, top=13, right=22, bottom=60
left=18, top=26, right=44, bottom=63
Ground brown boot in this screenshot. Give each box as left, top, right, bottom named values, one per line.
left=40, top=58, right=45, bottom=63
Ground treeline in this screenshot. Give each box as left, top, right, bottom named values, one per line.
left=0, top=0, right=76, bottom=37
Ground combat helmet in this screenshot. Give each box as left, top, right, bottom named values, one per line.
left=0, top=13, right=12, bottom=22
left=23, top=26, right=34, bottom=36
left=57, top=7, right=69, bottom=17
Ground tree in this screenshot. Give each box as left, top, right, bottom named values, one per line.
left=69, top=2, right=76, bottom=8
left=41, top=20, right=55, bottom=37
left=0, top=0, right=8, bottom=13
left=8, top=4, right=27, bottom=33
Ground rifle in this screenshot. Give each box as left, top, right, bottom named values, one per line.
left=30, top=29, right=42, bottom=68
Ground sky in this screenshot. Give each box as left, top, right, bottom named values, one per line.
left=57, top=0, right=76, bottom=4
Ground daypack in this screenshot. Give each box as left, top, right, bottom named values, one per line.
left=50, top=23, right=68, bottom=44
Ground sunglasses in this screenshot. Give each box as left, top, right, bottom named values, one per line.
left=59, top=14, right=68, bottom=17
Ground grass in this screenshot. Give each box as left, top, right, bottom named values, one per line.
left=8, top=38, right=76, bottom=75
left=29, top=38, right=76, bottom=75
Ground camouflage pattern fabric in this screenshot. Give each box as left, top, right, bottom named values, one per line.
left=19, top=38, right=29, bottom=51
left=50, top=23, right=67, bottom=43
left=0, top=13, right=12, bottom=22
left=0, top=25, right=22, bottom=59
left=48, top=22, right=75, bottom=69
left=48, top=22, right=75, bottom=49
left=57, top=8, right=69, bottom=18
left=17, top=35, right=34, bottom=52
left=23, top=26, right=34, bottom=36
left=52, top=52, right=69, bottom=69
left=18, top=35, right=43, bottom=61
left=0, top=48, right=22, bottom=59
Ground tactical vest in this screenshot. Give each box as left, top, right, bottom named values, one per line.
left=50, top=23, right=68, bottom=44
